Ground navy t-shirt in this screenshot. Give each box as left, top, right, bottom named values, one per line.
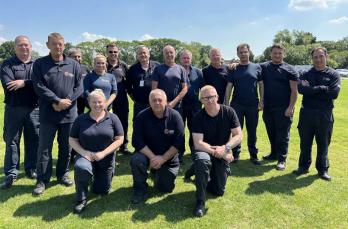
left=202, top=64, right=229, bottom=104
left=107, top=60, right=128, bottom=102
left=83, top=72, right=117, bottom=100
left=227, top=63, right=262, bottom=107
left=260, top=61, right=298, bottom=109
left=132, top=106, right=185, bottom=166
left=151, top=64, right=188, bottom=102
left=70, top=111, right=124, bottom=152
left=192, top=105, right=240, bottom=146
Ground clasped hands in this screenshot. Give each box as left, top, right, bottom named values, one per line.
left=52, top=99, right=72, bottom=112
left=210, top=145, right=234, bottom=163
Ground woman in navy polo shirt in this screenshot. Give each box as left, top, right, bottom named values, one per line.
left=69, top=89, right=124, bottom=214
left=83, top=55, right=117, bottom=110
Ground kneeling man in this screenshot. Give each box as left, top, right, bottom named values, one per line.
left=130, top=89, right=185, bottom=204
left=192, top=85, right=242, bottom=217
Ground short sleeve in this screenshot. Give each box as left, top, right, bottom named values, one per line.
left=191, top=111, right=204, bottom=134
left=70, top=116, right=82, bottom=138
left=110, top=113, right=124, bottom=136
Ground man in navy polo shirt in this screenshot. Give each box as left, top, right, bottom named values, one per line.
left=130, top=89, right=184, bottom=204
left=1, top=35, right=39, bottom=189
left=106, top=43, right=130, bottom=155
left=32, top=32, right=83, bottom=195
left=202, top=48, right=229, bottom=104
left=224, top=43, right=263, bottom=165
left=179, top=49, right=205, bottom=179
left=260, top=43, right=299, bottom=171
left=126, top=45, right=160, bottom=120
left=294, top=47, right=341, bottom=181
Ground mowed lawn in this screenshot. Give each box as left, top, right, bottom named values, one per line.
left=0, top=81, right=347, bottom=229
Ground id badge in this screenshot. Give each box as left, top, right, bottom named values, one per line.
left=139, top=80, right=144, bottom=87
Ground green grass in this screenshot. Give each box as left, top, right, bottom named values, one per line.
left=0, top=81, right=347, bottom=228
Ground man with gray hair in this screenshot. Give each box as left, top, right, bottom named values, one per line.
left=0, top=35, right=39, bottom=189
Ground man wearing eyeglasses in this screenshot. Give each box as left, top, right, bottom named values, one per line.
left=192, top=85, right=242, bottom=217
left=106, top=43, right=131, bottom=155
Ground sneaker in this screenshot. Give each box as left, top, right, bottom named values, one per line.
left=32, top=181, right=46, bottom=195
left=194, top=200, right=205, bottom=217
left=58, top=176, right=73, bottom=186
left=74, top=200, right=87, bottom=214
left=1, top=176, right=16, bottom=189
left=276, top=162, right=286, bottom=171
left=318, top=172, right=332, bottom=181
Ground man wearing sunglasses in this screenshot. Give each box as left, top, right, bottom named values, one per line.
left=192, top=85, right=242, bottom=217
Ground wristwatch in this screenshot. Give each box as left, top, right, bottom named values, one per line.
left=224, top=144, right=232, bottom=155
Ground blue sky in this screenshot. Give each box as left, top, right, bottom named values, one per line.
left=0, top=0, right=347, bottom=59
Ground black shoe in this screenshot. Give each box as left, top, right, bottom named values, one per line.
left=32, top=181, right=46, bottom=195
left=58, top=176, right=73, bottom=186
left=276, top=162, right=286, bottom=171
left=25, top=169, right=37, bottom=179
left=74, top=200, right=87, bottom=214
left=250, top=157, right=261, bottom=165
left=318, top=172, right=332, bottom=181
left=131, top=192, right=148, bottom=204
left=194, top=201, right=205, bottom=217
left=263, top=154, right=277, bottom=161
left=1, top=176, right=16, bottom=189
left=292, top=168, right=309, bottom=176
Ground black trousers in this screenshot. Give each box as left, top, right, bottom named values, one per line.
left=3, top=105, right=39, bottom=178
left=263, top=107, right=293, bottom=162
left=76, top=97, right=86, bottom=115
left=182, top=102, right=202, bottom=152
left=194, top=151, right=230, bottom=202
left=130, top=152, right=179, bottom=195
left=74, top=154, right=115, bottom=201
left=297, top=108, right=333, bottom=173
left=36, top=122, right=72, bottom=183
left=231, top=102, right=258, bottom=158
left=113, top=97, right=129, bottom=150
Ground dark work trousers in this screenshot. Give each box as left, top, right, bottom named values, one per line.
left=3, top=105, right=39, bottom=178
left=262, top=107, right=293, bottom=162
left=36, top=122, right=73, bottom=183
left=194, top=151, right=230, bottom=202
left=133, top=102, right=149, bottom=123
left=130, top=152, right=179, bottom=195
left=231, top=102, right=259, bottom=159
left=297, top=108, right=333, bottom=173
left=172, top=101, right=185, bottom=162
left=76, top=97, right=86, bottom=115
left=182, top=102, right=201, bottom=177
left=113, top=97, right=129, bottom=150
left=74, top=153, right=115, bottom=201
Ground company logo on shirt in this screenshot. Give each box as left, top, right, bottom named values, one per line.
left=164, top=129, right=174, bottom=135
left=64, top=72, right=74, bottom=77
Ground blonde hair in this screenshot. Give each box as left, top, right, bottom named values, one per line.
left=94, top=54, right=107, bottom=64
left=88, top=89, right=106, bottom=101
left=200, top=85, right=217, bottom=99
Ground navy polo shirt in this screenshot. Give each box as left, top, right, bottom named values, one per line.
left=192, top=105, right=240, bottom=146
left=132, top=106, right=185, bottom=166
left=70, top=111, right=124, bottom=152
left=183, top=66, right=205, bottom=105
left=151, top=64, right=188, bottom=102
left=0, top=55, right=38, bottom=107
left=260, top=61, right=299, bottom=109
left=32, top=54, right=83, bottom=124
left=227, top=63, right=262, bottom=107
left=126, top=60, right=160, bottom=104
left=83, top=72, right=117, bottom=100
left=107, top=60, right=128, bottom=101
left=298, top=67, right=341, bottom=110
left=202, top=64, right=229, bottom=104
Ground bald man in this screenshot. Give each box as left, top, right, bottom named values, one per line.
left=130, top=89, right=185, bottom=204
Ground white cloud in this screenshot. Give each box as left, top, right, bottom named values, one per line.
left=288, top=0, right=348, bottom=10
left=0, top=36, right=6, bottom=44
left=140, top=34, right=155, bottom=41
left=329, top=16, right=348, bottom=24
left=32, top=41, right=49, bottom=56
left=82, top=32, right=117, bottom=42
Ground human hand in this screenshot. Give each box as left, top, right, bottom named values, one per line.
left=6, top=80, right=25, bottom=91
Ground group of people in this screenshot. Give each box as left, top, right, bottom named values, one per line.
left=0, top=32, right=341, bottom=217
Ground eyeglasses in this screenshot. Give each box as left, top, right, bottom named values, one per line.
left=201, top=95, right=217, bottom=102
left=108, top=51, right=118, bottom=54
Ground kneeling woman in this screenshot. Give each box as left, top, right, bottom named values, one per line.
left=69, top=89, right=124, bottom=214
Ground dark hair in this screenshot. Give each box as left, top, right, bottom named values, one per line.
left=310, top=47, right=327, bottom=56
left=270, top=43, right=285, bottom=52
left=236, top=43, right=250, bottom=52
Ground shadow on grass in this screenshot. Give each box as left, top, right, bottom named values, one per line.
left=0, top=184, right=34, bottom=203
left=245, top=173, right=317, bottom=195
left=13, top=193, right=75, bottom=221
left=230, top=160, right=274, bottom=177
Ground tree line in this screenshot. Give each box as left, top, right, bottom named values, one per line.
left=1, top=30, right=347, bottom=69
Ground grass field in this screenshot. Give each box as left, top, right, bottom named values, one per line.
left=0, top=81, right=347, bottom=228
